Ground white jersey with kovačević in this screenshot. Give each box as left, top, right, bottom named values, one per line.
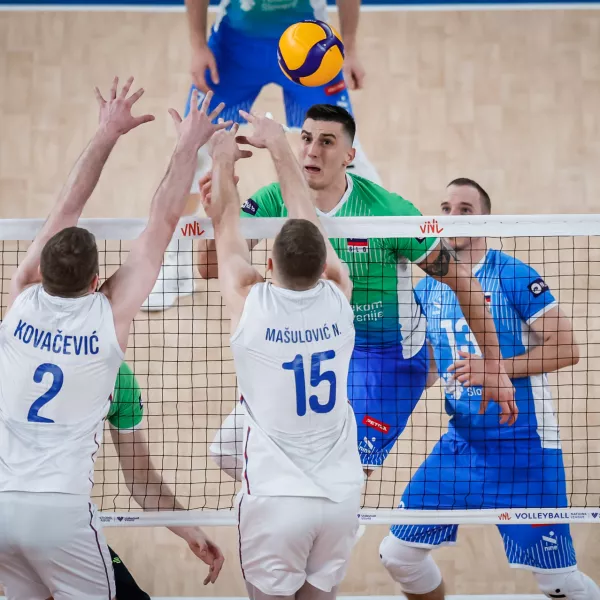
left=0, top=284, right=124, bottom=496
left=231, top=280, right=364, bottom=502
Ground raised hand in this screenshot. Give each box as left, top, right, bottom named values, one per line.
left=94, top=76, right=155, bottom=137
left=236, top=110, right=286, bottom=150
left=168, top=90, right=232, bottom=153
left=209, top=123, right=253, bottom=162
left=198, top=171, right=240, bottom=205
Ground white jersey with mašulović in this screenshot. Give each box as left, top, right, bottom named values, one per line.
left=0, top=284, right=124, bottom=496
left=231, top=280, right=364, bottom=503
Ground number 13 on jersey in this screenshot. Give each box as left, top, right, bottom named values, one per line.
left=282, top=350, right=336, bottom=416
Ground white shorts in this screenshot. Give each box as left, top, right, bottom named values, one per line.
left=237, top=491, right=361, bottom=596
left=0, top=492, right=115, bottom=600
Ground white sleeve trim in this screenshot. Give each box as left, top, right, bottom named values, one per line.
left=526, top=301, right=558, bottom=326
left=108, top=420, right=145, bottom=433
left=413, top=237, right=441, bottom=264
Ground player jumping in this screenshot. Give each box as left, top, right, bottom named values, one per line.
left=0, top=78, right=227, bottom=599
left=142, top=0, right=380, bottom=311
left=378, top=178, right=600, bottom=600
left=202, top=117, right=364, bottom=600
left=200, top=106, right=516, bottom=478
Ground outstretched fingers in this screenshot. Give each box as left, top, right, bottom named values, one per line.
left=119, top=76, right=134, bottom=99
left=238, top=109, right=254, bottom=124
left=198, top=89, right=213, bottom=114
left=126, top=87, right=145, bottom=106
left=132, top=114, right=156, bottom=127
left=168, top=108, right=183, bottom=126
left=110, top=76, right=119, bottom=100
left=208, top=101, right=226, bottom=122
left=94, top=86, right=106, bottom=106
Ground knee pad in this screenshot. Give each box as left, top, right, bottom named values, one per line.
left=379, top=534, right=442, bottom=595
left=535, top=569, right=600, bottom=600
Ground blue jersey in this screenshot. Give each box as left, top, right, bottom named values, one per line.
left=414, top=249, right=560, bottom=448
left=215, top=0, right=328, bottom=37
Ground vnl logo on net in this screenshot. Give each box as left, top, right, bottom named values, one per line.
left=499, top=511, right=580, bottom=523
left=180, top=220, right=206, bottom=237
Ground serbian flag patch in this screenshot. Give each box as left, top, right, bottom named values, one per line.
left=347, top=238, right=368, bottom=253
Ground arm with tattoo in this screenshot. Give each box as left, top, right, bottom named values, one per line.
left=417, top=240, right=517, bottom=425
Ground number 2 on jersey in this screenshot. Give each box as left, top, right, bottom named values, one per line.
left=282, top=350, right=336, bottom=416
left=27, top=363, right=64, bottom=423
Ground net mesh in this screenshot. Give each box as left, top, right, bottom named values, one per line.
left=1, top=215, right=599, bottom=526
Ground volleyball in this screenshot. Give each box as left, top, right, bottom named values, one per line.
left=277, top=20, right=345, bottom=88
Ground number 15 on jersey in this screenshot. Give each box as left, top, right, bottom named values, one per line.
left=282, top=350, right=336, bottom=416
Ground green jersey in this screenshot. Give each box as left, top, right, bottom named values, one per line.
left=107, top=362, right=144, bottom=430
left=241, top=174, right=439, bottom=353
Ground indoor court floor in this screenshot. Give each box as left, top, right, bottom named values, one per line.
left=1, top=5, right=600, bottom=597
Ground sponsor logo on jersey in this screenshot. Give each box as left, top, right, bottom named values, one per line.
left=242, top=198, right=259, bottom=215
left=358, top=436, right=375, bottom=453
left=347, top=238, right=369, bottom=253
left=362, top=415, right=390, bottom=434
left=325, top=80, right=346, bottom=96
left=528, top=278, right=549, bottom=297
left=542, top=531, right=558, bottom=551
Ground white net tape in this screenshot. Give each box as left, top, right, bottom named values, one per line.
left=2, top=214, right=599, bottom=527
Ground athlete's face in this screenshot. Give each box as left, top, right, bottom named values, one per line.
left=299, top=119, right=355, bottom=190
left=441, top=184, right=484, bottom=252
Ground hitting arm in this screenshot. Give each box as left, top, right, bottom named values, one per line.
left=8, top=77, right=153, bottom=312
left=101, top=91, right=230, bottom=352
left=200, top=125, right=261, bottom=330
left=238, top=111, right=352, bottom=300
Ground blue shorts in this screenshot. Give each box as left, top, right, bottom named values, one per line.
left=391, top=435, right=577, bottom=571
left=184, top=19, right=354, bottom=126
left=348, top=343, right=428, bottom=467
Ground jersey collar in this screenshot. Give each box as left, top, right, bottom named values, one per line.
left=316, top=174, right=353, bottom=217
left=472, top=249, right=490, bottom=275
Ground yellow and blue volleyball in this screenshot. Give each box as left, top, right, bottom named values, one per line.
left=277, top=20, right=345, bottom=88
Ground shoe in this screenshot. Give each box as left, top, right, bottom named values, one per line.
left=140, top=239, right=196, bottom=312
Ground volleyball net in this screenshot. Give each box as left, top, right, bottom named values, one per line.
left=1, top=214, right=599, bottom=528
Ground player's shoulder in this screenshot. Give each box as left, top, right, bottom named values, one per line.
left=245, top=182, right=284, bottom=217
left=489, top=249, right=540, bottom=280
left=413, top=275, right=438, bottom=298
left=348, top=174, right=422, bottom=217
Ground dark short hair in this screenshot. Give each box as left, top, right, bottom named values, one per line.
left=40, top=227, right=99, bottom=297
left=447, top=178, right=492, bottom=214
left=304, top=104, right=356, bottom=143
left=272, top=219, right=327, bottom=289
